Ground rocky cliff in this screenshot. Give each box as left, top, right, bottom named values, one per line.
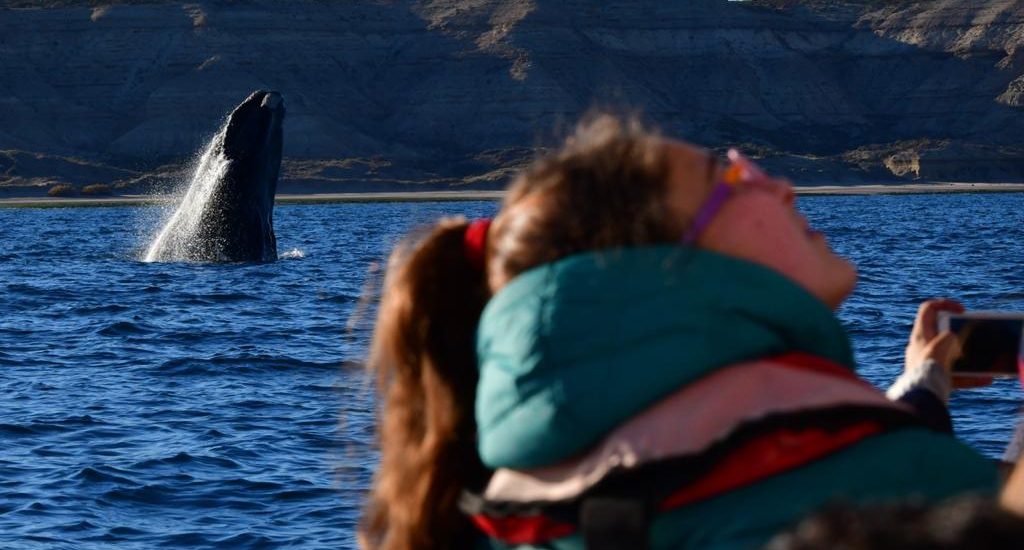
left=0, top=0, right=1022, bottom=194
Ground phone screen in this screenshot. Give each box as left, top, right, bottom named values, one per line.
left=948, top=317, right=1024, bottom=376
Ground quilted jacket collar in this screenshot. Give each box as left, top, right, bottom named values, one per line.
left=475, top=246, right=854, bottom=469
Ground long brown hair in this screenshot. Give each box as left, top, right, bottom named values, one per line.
left=360, top=114, right=680, bottom=550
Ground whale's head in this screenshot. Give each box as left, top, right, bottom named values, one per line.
left=144, top=90, right=285, bottom=263
left=220, top=90, right=285, bottom=212
left=203, top=90, right=285, bottom=262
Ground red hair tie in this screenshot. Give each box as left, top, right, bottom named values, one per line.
left=464, top=218, right=492, bottom=271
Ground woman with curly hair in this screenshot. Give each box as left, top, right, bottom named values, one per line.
left=360, top=115, right=996, bottom=550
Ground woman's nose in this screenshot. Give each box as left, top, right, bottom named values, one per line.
left=774, top=178, right=795, bottom=206
left=746, top=174, right=794, bottom=205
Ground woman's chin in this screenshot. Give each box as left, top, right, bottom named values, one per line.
left=826, top=259, right=858, bottom=310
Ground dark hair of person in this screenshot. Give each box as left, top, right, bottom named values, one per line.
left=765, top=497, right=1024, bottom=550
left=359, top=113, right=679, bottom=550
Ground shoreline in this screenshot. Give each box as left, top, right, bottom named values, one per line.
left=2, top=183, right=1024, bottom=208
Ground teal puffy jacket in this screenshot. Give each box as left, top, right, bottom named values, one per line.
left=473, top=247, right=997, bottom=549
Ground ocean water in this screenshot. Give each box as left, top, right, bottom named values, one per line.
left=0, top=194, right=1023, bottom=548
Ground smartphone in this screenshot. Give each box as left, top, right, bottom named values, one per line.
left=937, top=311, right=1024, bottom=377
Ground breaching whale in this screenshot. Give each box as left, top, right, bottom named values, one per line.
left=144, top=90, right=285, bottom=263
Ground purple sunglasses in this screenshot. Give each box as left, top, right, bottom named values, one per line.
left=680, top=149, right=767, bottom=245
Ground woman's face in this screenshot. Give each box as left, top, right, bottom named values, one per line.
left=663, top=140, right=857, bottom=309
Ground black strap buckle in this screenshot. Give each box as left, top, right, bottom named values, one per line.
left=580, top=496, right=651, bottom=550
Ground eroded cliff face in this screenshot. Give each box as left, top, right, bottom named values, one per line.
left=0, top=0, right=1021, bottom=193
left=858, top=0, right=1024, bottom=116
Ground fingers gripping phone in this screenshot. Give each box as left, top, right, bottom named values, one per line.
left=937, top=311, right=1024, bottom=377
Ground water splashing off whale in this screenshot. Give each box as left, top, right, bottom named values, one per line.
left=144, top=91, right=284, bottom=263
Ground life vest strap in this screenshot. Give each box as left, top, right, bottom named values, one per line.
left=482, top=353, right=895, bottom=506
left=467, top=510, right=575, bottom=546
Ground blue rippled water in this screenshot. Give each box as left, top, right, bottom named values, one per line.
left=0, top=194, right=1022, bottom=548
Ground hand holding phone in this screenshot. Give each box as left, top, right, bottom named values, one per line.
left=937, top=311, right=1024, bottom=378
left=906, top=299, right=964, bottom=376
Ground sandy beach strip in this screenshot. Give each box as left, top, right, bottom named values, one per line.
left=2, top=183, right=1024, bottom=208
left=794, top=183, right=1024, bottom=195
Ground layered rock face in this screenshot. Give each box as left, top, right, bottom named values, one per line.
left=0, top=0, right=1021, bottom=193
